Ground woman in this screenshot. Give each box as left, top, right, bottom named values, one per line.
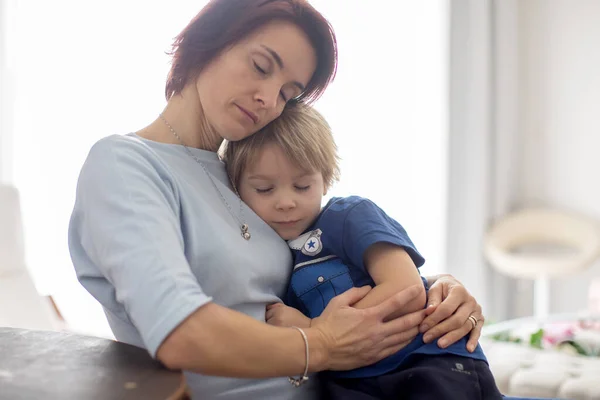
left=68, top=1, right=484, bottom=399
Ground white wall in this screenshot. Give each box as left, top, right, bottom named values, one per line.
left=517, top=0, right=600, bottom=313
left=0, top=0, right=17, bottom=184
left=0, top=4, right=5, bottom=181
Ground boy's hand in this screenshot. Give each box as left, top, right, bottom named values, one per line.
left=265, top=303, right=311, bottom=328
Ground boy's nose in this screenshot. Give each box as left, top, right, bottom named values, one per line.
left=276, top=196, right=296, bottom=211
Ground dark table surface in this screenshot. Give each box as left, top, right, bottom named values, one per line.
left=0, top=327, right=185, bottom=400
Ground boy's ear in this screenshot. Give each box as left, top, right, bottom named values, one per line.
left=323, top=184, right=328, bottom=196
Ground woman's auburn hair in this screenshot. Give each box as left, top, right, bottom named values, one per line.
left=165, top=0, right=338, bottom=104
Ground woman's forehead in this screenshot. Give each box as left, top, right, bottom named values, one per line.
left=240, top=21, right=317, bottom=87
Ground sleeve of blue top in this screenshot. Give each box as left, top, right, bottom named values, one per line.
left=339, top=199, right=426, bottom=272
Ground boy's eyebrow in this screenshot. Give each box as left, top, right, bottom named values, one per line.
left=293, top=172, right=315, bottom=179
left=247, top=172, right=314, bottom=181
left=247, top=174, right=274, bottom=181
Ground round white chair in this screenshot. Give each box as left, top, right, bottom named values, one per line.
left=484, top=208, right=600, bottom=319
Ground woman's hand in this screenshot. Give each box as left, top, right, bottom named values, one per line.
left=266, top=303, right=311, bottom=328
left=309, top=284, right=425, bottom=372
left=419, top=274, right=484, bottom=352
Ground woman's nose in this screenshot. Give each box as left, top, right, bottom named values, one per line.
left=255, top=83, right=279, bottom=110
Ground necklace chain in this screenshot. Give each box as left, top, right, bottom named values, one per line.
left=158, top=113, right=251, bottom=240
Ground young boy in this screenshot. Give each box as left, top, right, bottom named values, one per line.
left=221, top=104, right=502, bottom=399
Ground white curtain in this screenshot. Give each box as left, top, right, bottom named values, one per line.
left=8, top=1, right=449, bottom=337
left=447, top=0, right=521, bottom=322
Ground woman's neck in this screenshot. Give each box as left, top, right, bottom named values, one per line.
left=137, top=83, right=223, bottom=152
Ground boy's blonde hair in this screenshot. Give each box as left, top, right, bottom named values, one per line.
left=221, top=103, right=341, bottom=191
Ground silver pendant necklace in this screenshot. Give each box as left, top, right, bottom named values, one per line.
left=159, top=113, right=251, bottom=240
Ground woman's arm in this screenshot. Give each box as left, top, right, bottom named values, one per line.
left=157, top=302, right=322, bottom=376
left=157, top=285, right=426, bottom=377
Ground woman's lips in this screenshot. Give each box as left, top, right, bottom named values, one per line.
left=236, top=104, right=258, bottom=124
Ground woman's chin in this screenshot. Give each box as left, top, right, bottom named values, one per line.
left=220, top=119, right=262, bottom=142
left=222, top=130, right=255, bottom=143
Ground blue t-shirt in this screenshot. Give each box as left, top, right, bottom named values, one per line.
left=284, top=196, right=486, bottom=378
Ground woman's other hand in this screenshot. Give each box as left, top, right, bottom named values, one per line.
left=419, top=275, right=484, bottom=352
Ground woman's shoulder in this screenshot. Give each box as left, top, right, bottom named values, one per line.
left=78, top=133, right=174, bottom=186
left=83, top=133, right=174, bottom=172
left=88, top=133, right=156, bottom=158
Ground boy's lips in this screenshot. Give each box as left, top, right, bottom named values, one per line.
left=274, top=220, right=300, bottom=226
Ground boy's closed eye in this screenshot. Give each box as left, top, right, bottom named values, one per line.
left=254, top=185, right=311, bottom=194
left=255, top=187, right=273, bottom=194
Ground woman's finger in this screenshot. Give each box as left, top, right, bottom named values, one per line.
left=379, top=325, right=420, bottom=350
left=329, top=286, right=372, bottom=308
left=424, top=303, right=438, bottom=316
left=434, top=307, right=484, bottom=351
left=467, top=314, right=485, bottom=352
left=374, top=338, right=415, bottom=363
left=422, top=303, right=471, bottom=344
left=425, top=280, right=443, bottom=308
left=370, top=285, right=423, bottom=322
left=420, top=291, right=470, bottom=333
left=359, top=332, right=418, bottom=367
left=380, top=309, right=425, bottom=338
left=435, top=320, right=473, bottom=348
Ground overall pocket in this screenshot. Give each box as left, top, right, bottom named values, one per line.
left=290, top=258, right=354, bottom=318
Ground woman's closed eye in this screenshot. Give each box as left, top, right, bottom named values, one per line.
left=280, top=87, right=298, bottom=103
left=253, top=60, right=268, bottom=75
left=253, top=59, right=290, bottom=102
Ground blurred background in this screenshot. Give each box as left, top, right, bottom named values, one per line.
left=1, top=0, right=599, bottom=343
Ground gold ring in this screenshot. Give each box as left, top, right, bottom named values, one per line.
left=468, top=315, right=478, bottom=329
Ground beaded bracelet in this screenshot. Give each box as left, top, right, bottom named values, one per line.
left=288, top=326, right=309, bottom=387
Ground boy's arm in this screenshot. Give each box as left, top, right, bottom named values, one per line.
left=352, top=242, right=427, bottom=319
